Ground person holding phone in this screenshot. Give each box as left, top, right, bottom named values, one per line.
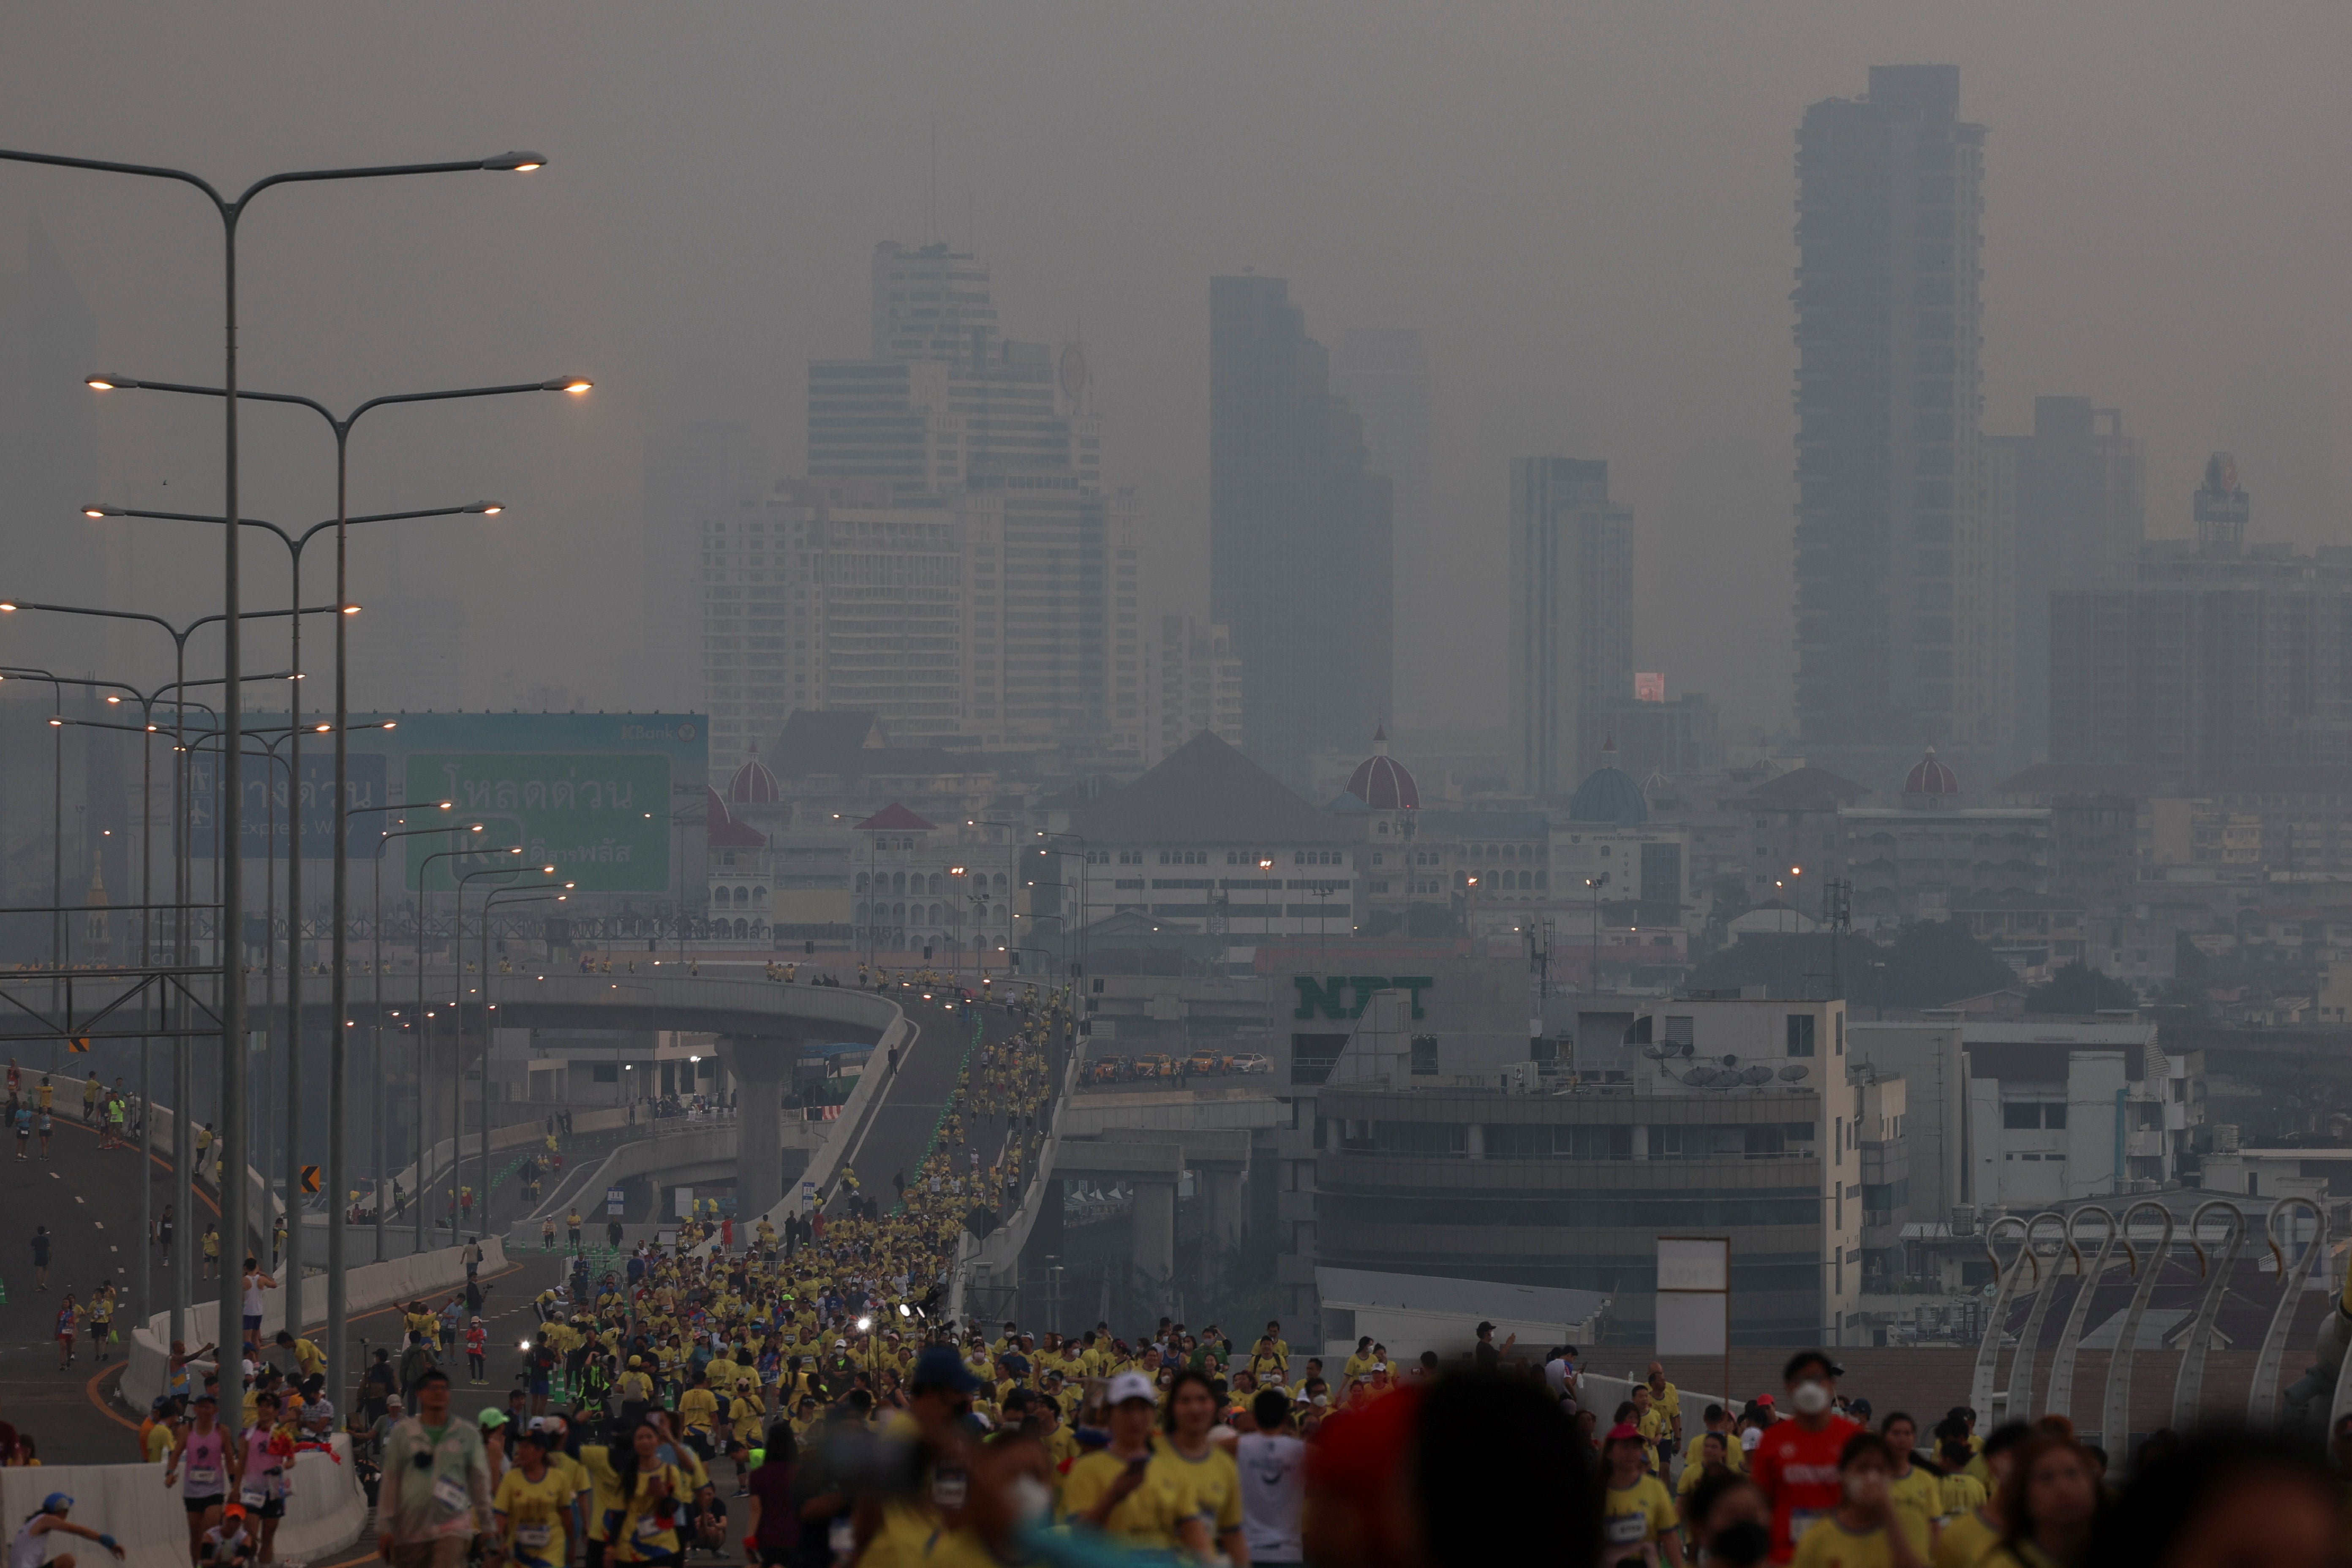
left=1059, top=1371, right=1210, bottom=1554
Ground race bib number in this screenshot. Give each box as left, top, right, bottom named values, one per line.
left=1603, top=1515, right=1649, bottom=1545
left=635, top=1511, right=670, bottom=1541
left=240, top=1486, right=267, bottom=1508
left=432, top=1473, right=469, bottom=1514
left=516, top=1524, right=553, bottom=1549
left=185, top=1465, right=220, bottom=1491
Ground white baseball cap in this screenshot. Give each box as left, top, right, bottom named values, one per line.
left=1107, top=1370, right=1156, bottom=1407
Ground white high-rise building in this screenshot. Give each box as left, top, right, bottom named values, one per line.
left=1146, top=614, right=1245, bottom=766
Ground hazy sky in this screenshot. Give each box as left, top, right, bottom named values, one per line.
left=3, top=1, right=2348, bottom=745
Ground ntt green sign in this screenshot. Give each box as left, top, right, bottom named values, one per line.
left=1293, top=976, right=1435, bottom=1021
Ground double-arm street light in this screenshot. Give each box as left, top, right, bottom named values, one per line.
left=85, top=374, right=587, bottom=1388
left=366, top=818, right=475, bottom=1260
left=453, top=860, right=555, bottom=1237
left=476, top=878, right=569, bottom=1230
left=83, top=500, right=495, bottom=1348
left=411, top=838, right=510, bottom=1251
left=0, top=137, right=548, bottom=1432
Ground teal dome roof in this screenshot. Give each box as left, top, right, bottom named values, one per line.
left=1568, top=739, right=1649, bottom=825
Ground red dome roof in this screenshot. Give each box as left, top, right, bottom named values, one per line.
left=1903, top=746, right=1960, bottom=798
left=1345, top=726, right=1421, bottom=811
left=726, top=747, right=781, bottom=805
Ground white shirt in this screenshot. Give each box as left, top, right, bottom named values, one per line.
left=1237, top=1432, right=1307, bottom=1562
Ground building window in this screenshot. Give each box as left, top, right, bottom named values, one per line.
left=2003, top=1101, right=2067, bottom=1130
left=1787, top=1015, right=1816, bottom=1056
left=1410, top=1035, right=1439, bottom=1075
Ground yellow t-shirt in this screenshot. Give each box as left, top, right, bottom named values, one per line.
left=1886, top=1466, right=1943, bottom=1549
left=1601, top=1475, right=1678, bottom=1558
left=1635, top=1407, right=1670, bottom=1471
left=1938, top=1473, right=1988, bottom=1524
left=1152, top=1441, right=1242, bottom=1539
left=678, top=1386, right=720, bottom=1437
left=1342, top=1352, right=1375, bottom=1384
left=1793, top=1517, right=1911, bottom=1568
left=1677, top=1459, right=1734, bottom=1503
left=1933, top=1508, right=2003, bottom=1568
left=495, top=1465, right=576, bottom=1568
left=1059, top=1449, right=1201, bottom=1549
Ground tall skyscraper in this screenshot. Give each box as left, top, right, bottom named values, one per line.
left=705, top=241, right=1136, bottom=762
left=1988, top=397, right=2145, bottom=761
left=1793, top=65, right=1986, bottom=760
left=1332, top=330, right=1436, bottom=729
left=1209, top=275, right=1393, bottom=787
left=1508, top=458, right=1633, bottom=798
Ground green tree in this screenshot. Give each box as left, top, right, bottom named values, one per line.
left=2026, top=961, right=2137, bottom=1013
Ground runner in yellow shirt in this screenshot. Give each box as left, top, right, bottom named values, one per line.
left=1154, top=1371, right=1244, bottom=1563
left=1880, top=1414, right=1943, bottom=1550
left=1601, top=1422, right=1685, bottom=1566
left=1792, top=1431, right=1926, bottom=1568
left=494, top=1425, right=580, bottom=1568
left=1058, top=1372, right=1208, bottom=1554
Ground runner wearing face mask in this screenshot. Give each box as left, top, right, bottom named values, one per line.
left=1748, top=1352, right=1861, bottom=1563
left=1687, top=1471, right=1774, bottom=1568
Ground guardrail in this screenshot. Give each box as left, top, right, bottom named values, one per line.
left=0, top=1434, right=365, bottom=1567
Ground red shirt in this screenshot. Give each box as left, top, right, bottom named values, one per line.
left=1748, top=1414, right=1861, bottom=1562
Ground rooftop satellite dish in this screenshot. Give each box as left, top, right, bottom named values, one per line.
left=1684, top=1066, right=1720, bottom=1086
left=1641, top=1044, right=1674, bottom=1061
left=1742, top=1065, right=1775, bottom=1085
left=1679, top=1042, right=1695, bottom=1057
left=1721, top=1054, right=1740, bottom=1068
left=1778, top=1064, right=1810, bottom=1081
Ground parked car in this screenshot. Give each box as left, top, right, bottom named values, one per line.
left=1230, top=1053, right=1271, bottom=1074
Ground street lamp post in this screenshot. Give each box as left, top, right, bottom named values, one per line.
left=479, top=881, right=569, bottom=1232
left=88, top=376, right=582, bottom=1398
left=455, top=861, right=556, bottom=1237
left=87, top=500, right=498, bottom=1349
left=414, top=837, right=507, bottom=1250
left=362, top=814, right=469, bottom=1260
left=0, top=138, right=549, bottom=1435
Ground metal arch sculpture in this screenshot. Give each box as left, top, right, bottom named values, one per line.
left=2250, top=1197, right=2328, bottom=1426
left=1970, top=1214, right=2037, bottom=1422
left=2003, top=1211, right=2078, bottom=1424
left=2171, top=1200, right=2248, bottom=1431
left=2044, top=1205, right=2122, bottom=1424
left=2098, top=1199, right=2176, bottom=1455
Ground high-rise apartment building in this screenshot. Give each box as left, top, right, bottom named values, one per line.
left=1332, top=330, right=1436, bottom=729
left=702, top=479, right=964, bottom=766
left=2050, top=458, right=2352, bottom=786
left=702, top=241, right=1132, bottom=764
left=1209, top=275, right=1393, bottom=788
left=1508, top=458, right=1633, bottom=799
left=1793, top=65, right=1986, bottom=757
left=1989, top=397, right=2145, bottom=761
left=1146, top=614, right=1245, bottom=766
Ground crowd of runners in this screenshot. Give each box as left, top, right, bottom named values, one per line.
left=49, top=979, right=2352, bottom=1568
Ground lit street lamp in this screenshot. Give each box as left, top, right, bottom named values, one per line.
left=0, top=136, right=548, bottom=1432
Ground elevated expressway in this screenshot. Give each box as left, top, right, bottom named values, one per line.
left=0, top=967, right=912, bottom=1217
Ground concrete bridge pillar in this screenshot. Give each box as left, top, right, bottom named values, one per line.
left=1132, top=1178, right=1177, bottom=1290
left=717, top=1036, right=792, bottom=1216
left=1202, top=1168, right=1245, bottom=1254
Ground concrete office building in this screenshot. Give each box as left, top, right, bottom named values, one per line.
left=1210, top=275, right=1394, bottom=789
left=1987, top=397, right=2145, bottom=762
left=1281, top=993, right=1879, bottom=1344
left=1509, top=458, right=1633, bottom=798
left=1332, top=330, right=1439, bottom=731
left=1793, top=65, right=1988, bottom=764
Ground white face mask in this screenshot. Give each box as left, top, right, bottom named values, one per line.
left=1008, top=1475, right=1053, bottom=1528
left=1791, top=1381, right=1831, bottom=1416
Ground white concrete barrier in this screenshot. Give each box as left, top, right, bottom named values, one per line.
left=0, top=1433, right=363, bottom=1567
left=122, top=1239, right=509, bottom=1409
